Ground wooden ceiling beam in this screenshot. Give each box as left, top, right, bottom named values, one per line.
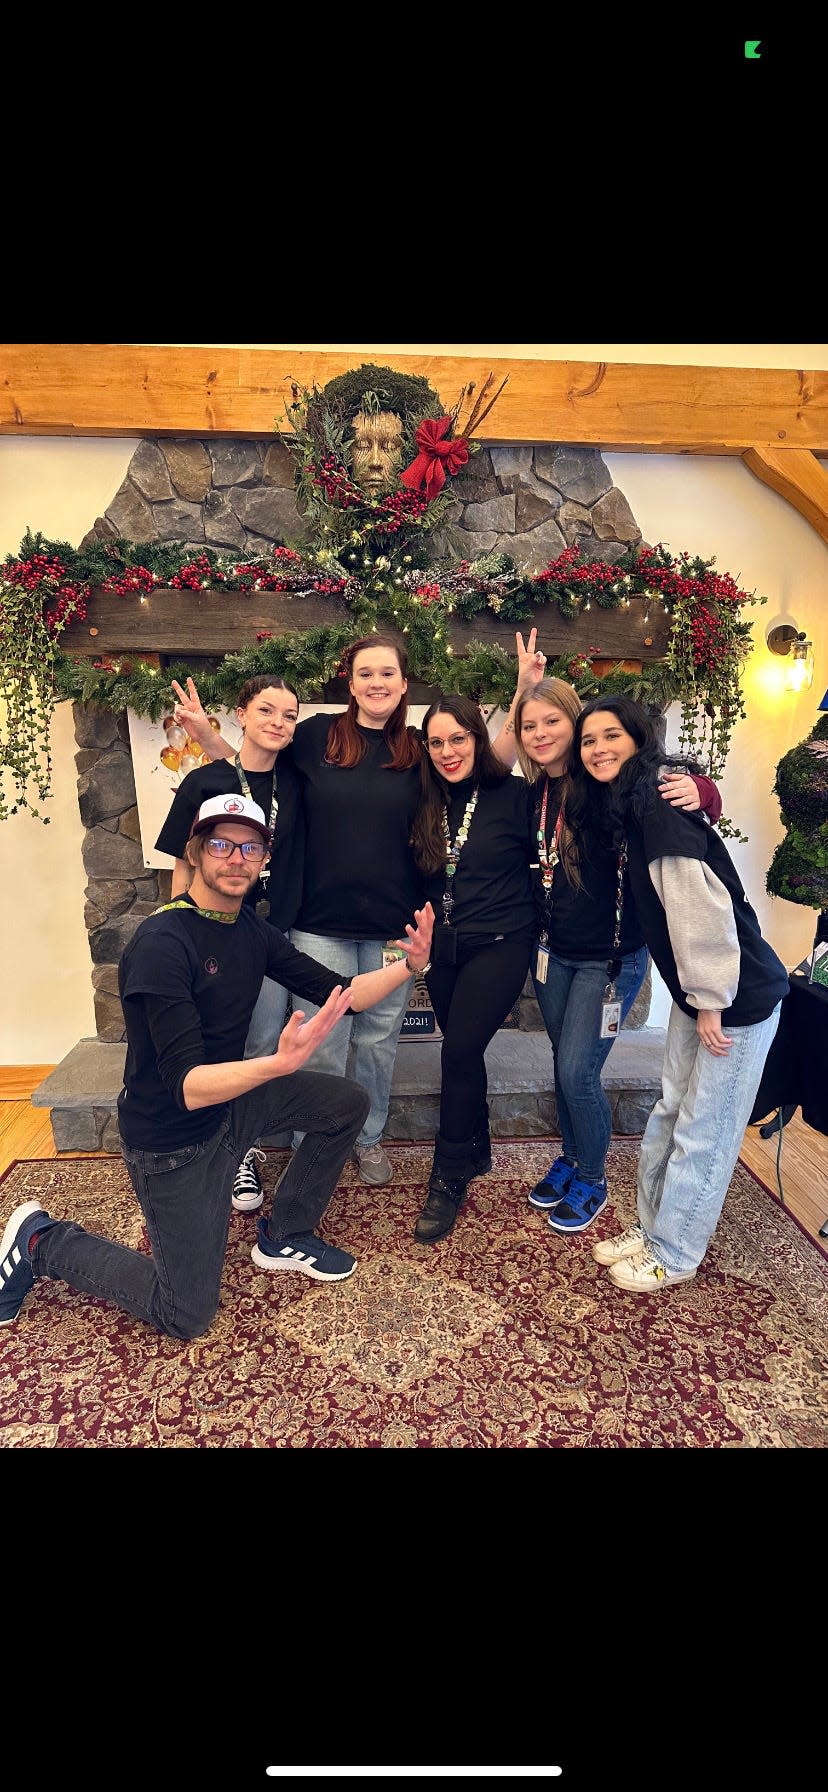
left=741, top=446, right=828, bottom=547
left=3, top=344, right=828, bottom=454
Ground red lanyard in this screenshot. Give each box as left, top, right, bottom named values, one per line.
left=537, top=779, right=563, bottom=899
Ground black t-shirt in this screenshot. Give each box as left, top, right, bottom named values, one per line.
left=422, top=773, right=538, bottom=940
left=533, top=774, right=647, bottom=960
left=117, top=897, right=352, bottom=1149
left=626, top=793, right=790, bottom=1026
left=154, top=751, right=304, bottom=930
left=291, top=712, right=424, bottom=939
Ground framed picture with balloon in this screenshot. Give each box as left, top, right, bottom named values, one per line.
left=128, top=703, right=243, bottom=870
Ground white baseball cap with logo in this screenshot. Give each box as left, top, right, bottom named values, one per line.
left=189, top=793, right=271, bottom=842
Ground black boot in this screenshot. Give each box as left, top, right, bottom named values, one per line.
left=469, top=1104, right=492, bottom=1177
left=414, top=1132, right=476, bottom=1244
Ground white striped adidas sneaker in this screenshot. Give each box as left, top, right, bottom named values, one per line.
left=251, top=1224, right=357, bottom=1282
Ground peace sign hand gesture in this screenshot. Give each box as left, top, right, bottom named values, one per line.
left=515, top=628, right=547, bottom=694
left=170, top=676, right=221, bottom=755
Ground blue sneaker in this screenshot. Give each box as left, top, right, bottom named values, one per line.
left=0, top=1201, right=52, bottom=1324
left=251, top=1221, right=357, bottom=1282
left=547, top=1175, right=608, bottom=1234
left=528, top=1156, right=575, bottom=1210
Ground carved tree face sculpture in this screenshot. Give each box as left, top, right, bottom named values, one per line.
left=349, top=409, right=405, bottom=494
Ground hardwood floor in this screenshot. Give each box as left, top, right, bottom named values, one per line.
left=2, top=1067, right=826, bottom=1252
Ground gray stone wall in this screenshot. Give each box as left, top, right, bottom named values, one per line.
left=74, top=436, right=648, bottom=1040
left=81, top=437, right=642, bottom=569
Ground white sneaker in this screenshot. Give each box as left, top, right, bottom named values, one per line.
left=608, top=1247, right=697, bottom=1293
left=592, top=1221, right=645, bottom=1266
left=354, top=1142, right=393, bottom=1186
left=232, top=1147, right=266, bottom=1212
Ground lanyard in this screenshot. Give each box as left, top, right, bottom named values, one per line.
left=235, top=754, right=277, bottom=891
left=537, top=779, right=564, bottom=944
left=605, top=838, right=628, bottom=995
left=441, top=786, right=479, bottom=926
left=159, top=899, right=238, bottom=924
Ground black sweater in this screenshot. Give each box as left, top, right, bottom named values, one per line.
left=422, top=773, right=537, bottom=940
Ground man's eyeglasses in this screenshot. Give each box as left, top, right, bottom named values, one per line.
left=425, top=730, right=471, bottom=754
left=205, top=837, right=268, bottom=861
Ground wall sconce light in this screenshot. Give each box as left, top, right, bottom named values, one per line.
left=766, top=623, right=815, bottom=693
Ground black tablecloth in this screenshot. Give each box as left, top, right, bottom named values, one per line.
left=749, top=970, right=828, bottom=1136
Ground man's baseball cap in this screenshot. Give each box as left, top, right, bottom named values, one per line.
left=189, top=793, right=272, bottom=842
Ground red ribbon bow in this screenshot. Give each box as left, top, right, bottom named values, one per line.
left=400, top=416, right=469, bottom=501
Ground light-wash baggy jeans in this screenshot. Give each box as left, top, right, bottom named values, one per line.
left=288, top=931, right=412, bottom=1149
left=637, top=1000, right=782, bottom=1275
left=243, top=932, right=292, bottom=1059
left=31, top=1069, right=370, bottom=1340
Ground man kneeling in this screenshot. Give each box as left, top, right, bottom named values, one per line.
left=0, top=796, right=433, bottom=1339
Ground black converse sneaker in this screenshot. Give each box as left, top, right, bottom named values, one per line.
left=232, top=1147, right=266, bottom=1213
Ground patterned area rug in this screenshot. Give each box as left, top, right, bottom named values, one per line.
left=1, top=1140, right=826, bottom=1449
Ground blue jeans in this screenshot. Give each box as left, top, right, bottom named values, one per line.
left=532, top=946, right=649, bottom=1182
left=637, top=1000, right=782, bottom=1274
left=243, top=931, right=292, bottom=1059
left=288, top=930, right=412, bottom=1148
left=31, top=1071, right=370, bottom=1339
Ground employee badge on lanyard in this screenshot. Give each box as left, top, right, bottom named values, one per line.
left=599, top=841, right=627, bottom=1038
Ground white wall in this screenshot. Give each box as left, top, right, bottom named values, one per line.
left=2, top=347, right=827, bottom=1063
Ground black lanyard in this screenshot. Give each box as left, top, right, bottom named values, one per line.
left=606, top=839, right=628, bottom=996
left=234, top=754, right=278, bottom=891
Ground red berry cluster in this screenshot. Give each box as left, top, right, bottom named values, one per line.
left=169, top=554, right=219, bottom=590
left=3, top=551, right=66, bottom=591
left=684, top=602, right=735, bottom=673
left=414, top=583, right=442, bottom=606
left=533, top=546, right=619, bottom=591
left=45, top=583, right=88, bottom=635
left=103, top=566, right=155, bottom=597
left=312, top=458, right=364, bottom=508
left=376, top=488, right=428, bottom=533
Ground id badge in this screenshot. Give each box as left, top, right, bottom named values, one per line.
left=535, top=943, right=549, bottom=985
left=600, top=1000, right=621, bottom=1038
left=434, top=925, right=458, bottom=966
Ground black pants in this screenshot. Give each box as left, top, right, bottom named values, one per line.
left=426, top=931, right=533, bottom=1144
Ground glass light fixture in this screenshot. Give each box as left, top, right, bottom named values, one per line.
left=786, top=633, right=814, bottom=693
left=766, top=622, right=815, bottom=693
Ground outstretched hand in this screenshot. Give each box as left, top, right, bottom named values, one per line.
left=515, top=628, right=547, bottom=692
left=275, top=985, right=354, bottom=1071
left=393, top=901, right=435, bottom=970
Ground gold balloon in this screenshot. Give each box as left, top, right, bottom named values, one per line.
left=166, top=724, right=188, bottom=751
left=160, top=747, right=180, bottom=771
left=179, top=753, right=200, bottom=774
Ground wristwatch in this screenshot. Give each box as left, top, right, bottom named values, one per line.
left=406, top=956, right=432, bottom=975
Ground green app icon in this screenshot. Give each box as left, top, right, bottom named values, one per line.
left=745, top=40, right=762, bottom=57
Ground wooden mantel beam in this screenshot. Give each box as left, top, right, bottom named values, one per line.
left=3, top=344, right=828, bottom=455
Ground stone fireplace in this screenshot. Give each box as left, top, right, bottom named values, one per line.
left=33, top=434, right=666, bottom=1148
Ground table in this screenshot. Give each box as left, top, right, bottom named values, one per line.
left=749, top=967, right=828, bottom=1233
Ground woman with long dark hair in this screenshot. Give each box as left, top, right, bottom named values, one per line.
left=410, top=693, right=538, bottom=1242
left=512, top=677, right=721, bottom=1235
left=566, top=694, right=788, bottom=1292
